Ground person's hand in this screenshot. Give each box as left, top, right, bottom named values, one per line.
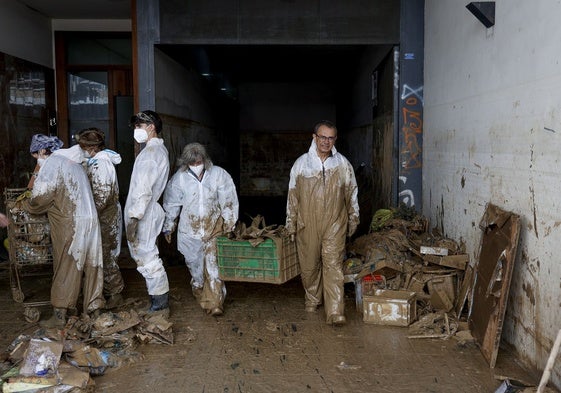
left=163, top=231, right=172, bottom=244
left=0, top=213, right=8, bottom=228
left=126, top=218, right=139, bottom=244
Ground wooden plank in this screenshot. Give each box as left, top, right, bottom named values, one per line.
left=420, top=246, right=448, bottom=256
left=423, top=254, right=469, bottom=270
left=468, top=203, right=521, bottom=368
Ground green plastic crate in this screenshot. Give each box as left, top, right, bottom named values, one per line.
left=217, top=236, right=300, bottom=284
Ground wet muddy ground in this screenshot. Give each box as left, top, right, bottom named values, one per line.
left=0, top=262, right=545, bottom=393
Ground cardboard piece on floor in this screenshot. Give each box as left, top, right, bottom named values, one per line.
left=19, top=339, right=63, bottom=377
left=469, top=203, right=521, bottom=368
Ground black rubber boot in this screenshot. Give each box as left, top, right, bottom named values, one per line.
left=148, top=293, right=170, bottom=318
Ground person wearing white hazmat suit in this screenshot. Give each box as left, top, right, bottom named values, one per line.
left=124, top=110, right=171, bottom=317
left=75, top=127, right=125, bottom=309
left=21, top=139, right=105, bottom=328
left=162, top=142, right=239, bottom=316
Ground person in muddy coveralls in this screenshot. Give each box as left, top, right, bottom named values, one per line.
left=162, top=142, right=239, bottom=316
left=75, top=128, right=125, bottom=309
left=21, top=136, right=105, bottom=328
left=124, top=111, right=171, bottom=317
left=286, top=120, right=359, bottom=326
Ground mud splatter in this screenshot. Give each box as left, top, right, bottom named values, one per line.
left=522, top=282, right=536, bottom=306
left=529, top=185, right=538, bottom=238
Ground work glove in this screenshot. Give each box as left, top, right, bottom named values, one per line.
left=16, top=190, right=32, bottom=202
left=126, top=218, right=139, bottom=244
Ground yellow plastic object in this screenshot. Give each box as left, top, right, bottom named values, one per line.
left=15, top=190, right=32, bottom=202
left=3, top=237, right=8, bottom=252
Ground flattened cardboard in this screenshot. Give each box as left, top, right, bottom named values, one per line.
left=469, top=203, right=521, bottom=368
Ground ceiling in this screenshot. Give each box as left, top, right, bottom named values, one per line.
left=18, top=0, right=130, bottom=19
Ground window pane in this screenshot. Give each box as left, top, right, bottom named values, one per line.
left=67, top=37, right=131, bottom=65
left=67, top=71, right=109, bottom=144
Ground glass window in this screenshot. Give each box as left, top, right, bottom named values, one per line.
left=67, top=71, right=109, bottom=144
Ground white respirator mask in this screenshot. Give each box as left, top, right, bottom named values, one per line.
left=189, top=164, right=204, bottom=177
left=134, top=128, right=149, bottom=143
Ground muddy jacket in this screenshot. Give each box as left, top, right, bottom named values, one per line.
left=86, top=149, right=124, bottom=296
left=24, top=146, right=104, bottom=311
left=286, top=139, right=359, bottom=238
left=162, top=164, right=239, bottom=239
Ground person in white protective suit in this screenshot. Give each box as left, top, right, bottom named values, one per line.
left=286, top=120, right=359, bottom=326
left=124, top=110, right=171, bottom=317
left=21, top=137, right=105, bottom=328
left=162, top=142, right=239, bottom=316
left=75, top=127, right=125, bottom=309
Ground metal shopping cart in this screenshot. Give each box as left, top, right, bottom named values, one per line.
left=4, top=188, right=53, bottom=323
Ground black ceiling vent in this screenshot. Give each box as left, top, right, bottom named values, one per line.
left=466, top=2, right=495, bottom=28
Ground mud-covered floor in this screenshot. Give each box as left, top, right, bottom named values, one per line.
left=0, top=262, right=545, bottom=393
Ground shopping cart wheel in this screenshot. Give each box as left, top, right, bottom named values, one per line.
left=23, top=307, right=41, bottom=324
left=11, top=287, right=24, bottom=303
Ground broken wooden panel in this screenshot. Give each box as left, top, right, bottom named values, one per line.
left=455, top=264, right=474, bottom=317
left=469, top=203, right=521, bottom=368
left=423, top=254, right=469, bottom=270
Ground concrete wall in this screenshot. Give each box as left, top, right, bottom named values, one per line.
left=154, top=48, right=237, bottom=174
left=159, top=0, right=399, bottom=45
left=424, top=0, right=561, bottom=386
left=0, top=2, right=52, bottom=67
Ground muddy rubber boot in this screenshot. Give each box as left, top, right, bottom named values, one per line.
left=148, top=293, right=170, bottom=318
left=105, top=293, right=124, bottom=309
left=40, top=307, right=67, bottom=329
left=192, top=287, right=203, bottom=302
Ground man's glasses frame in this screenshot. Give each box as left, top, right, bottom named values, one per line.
left=315, top=133, right=337, bottom=143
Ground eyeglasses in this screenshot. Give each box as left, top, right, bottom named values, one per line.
left=315, top=134, right=337, bottom=143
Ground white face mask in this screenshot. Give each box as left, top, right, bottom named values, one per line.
left=134, top=128, right=149, bottom=143
left=189, top=164, right=204, bottom=177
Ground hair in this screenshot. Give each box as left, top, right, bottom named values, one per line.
left=177, top=142, right=213, bottom=171
left=75, top=127, right=105, bottom=151
left=313, top=120, right=337, bottom=135
left=130, top=110, right=163, bottom=134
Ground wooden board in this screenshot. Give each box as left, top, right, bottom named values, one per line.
left=468, top=203, right=521, bottom=368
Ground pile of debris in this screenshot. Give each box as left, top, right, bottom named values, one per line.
left=346, top=204, right=471, bottom=335
left=0, top=304, right=173, bottom=392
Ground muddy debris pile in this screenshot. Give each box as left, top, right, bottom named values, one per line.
left=346, top=205, right=472, bottom=337
left=0, top=305, right=173, bottom=392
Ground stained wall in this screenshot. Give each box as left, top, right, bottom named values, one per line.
left=424, top=0, right=561, bottom=387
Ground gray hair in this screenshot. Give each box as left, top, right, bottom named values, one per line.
left=177, top=142, right=213, bottom=171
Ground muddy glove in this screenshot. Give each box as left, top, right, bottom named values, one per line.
left=126, top=218, right=139, bottom=244
left=16, top=190, right=32, bottom=202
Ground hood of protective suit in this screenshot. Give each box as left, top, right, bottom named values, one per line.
left=52, top=144, right=85, bottom=164
left=309, top=138, right=338, bottom=157
left=88, top=149, right=122, bottom=166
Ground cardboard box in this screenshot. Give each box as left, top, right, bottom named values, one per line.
left=362, top=290, right=417, bottom=326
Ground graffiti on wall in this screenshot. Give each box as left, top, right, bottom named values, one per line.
left=399, top=83, right=423, bottom=207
